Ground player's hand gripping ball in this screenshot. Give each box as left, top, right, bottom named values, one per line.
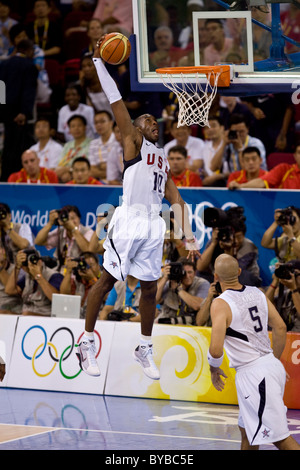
left=98, top=32, right=131, bottom=65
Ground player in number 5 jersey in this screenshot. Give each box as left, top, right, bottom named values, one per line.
left=208, top=253, right=300, bottom=450
left=76, top=41, right=200, bottom=381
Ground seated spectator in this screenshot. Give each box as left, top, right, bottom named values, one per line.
left=210, top=113, right=267, bottom=175
left=0, top=247, right=22, bottom=314
left=149, top=26, right=186, bottom=71
left=8, top=149, right=58, bottom=184
left=88, top=110, right=116, bottom=181
left=5, top=249, right=63, bottom=316
left=218, top=96, right=254, bottom=131
left=155, top=257, right=210, bottom=325
left=56, top=114, right=92, bottom=183
left=26, top=0, right=62, bottom=60
left=0, top=202, right=34, bottom=263
left=66, top=156, right=102, bottom=185
left=164, top=120, right=204, bottom=172
left=229, top=143, right=300, bottom=190
left=261, top=206, right=300, bottom=262
left=99, top=275, right=141, bottom=322
left=203, top=19, right=245, bottom=66
left=106, top=123, right=123, bottom=185
left=57, top=84, right=95, bottom=142
left=202, top=115, right=228, bottom=187
left=81, top=18, right=104, bottom=56
left=227, top=146, right=268, bottom=188
left=168, top=145, right=202, bottom=187
left=60, top=251, right=101, bottom=318
left=0, top=0, right=18, bottom=58
left=35, top=205, right=94, bottom=271
left=266, top=261, right=300, bottom=332
left=93, top=0, right=133, bottom=37
left=29, top=117, right=63, bottom=170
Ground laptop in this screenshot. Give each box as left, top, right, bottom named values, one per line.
left=51, top=294, right=81, bottom=319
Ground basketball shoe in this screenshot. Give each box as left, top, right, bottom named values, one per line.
left=76, top=339, right=101, bottom=376
left=133, top=344, right=160, bottom=380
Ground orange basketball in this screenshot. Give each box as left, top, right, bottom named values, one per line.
left=99, top=33, right=131, bottom=65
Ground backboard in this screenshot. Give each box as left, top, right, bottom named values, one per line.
left=130, top=0, right=300, bottom=97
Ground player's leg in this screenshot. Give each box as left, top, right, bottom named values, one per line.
left=239, top=425, right=259, bottom=450
left=133, top=279, right=160, bottom=380
left=274, top=435, right=300, bottom=450
left=76, top=269, right=117, bottom=376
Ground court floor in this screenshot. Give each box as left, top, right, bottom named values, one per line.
left=0, top=388, right=300, bottom=451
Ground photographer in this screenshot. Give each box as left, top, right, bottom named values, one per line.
left=155, top=257, right=210, bottom=325
left=60, top=252, right=102, bottom=318
left=266, top=260, right=300, bottom=331
left=5, top=249, right=63, bottom=316
left=197, top=207, right=261, bottom=285
left=0, top=247, right=22, bottom=314
left=35, top=205, right=94, bottom=271
left=0, top=202, right=34, bottom=263
left=195, top=281, right=221, bottom=327
left=261, top=206, right=300, bottom=262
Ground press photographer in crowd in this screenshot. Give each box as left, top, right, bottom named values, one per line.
left=5, top=248, right=63, bottom=316
left=261, top=206, right=300, bottom=262
left=60, top=252, right=102, bottom=318
left=155, top=257, right=210, bottom=325
left=0, top=202, right=34, bottom=263
left=266, top=260, right=300, bottom=332
left=196, top=206, right=261, bottom=286
left=0, top=247, right=22, bottom=314
left=35, top=205, right=94, bottom=271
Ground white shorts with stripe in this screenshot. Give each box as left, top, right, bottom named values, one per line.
left=103, top=204, right=166, bottom=282
left=236, top=353, right=290, bottom=446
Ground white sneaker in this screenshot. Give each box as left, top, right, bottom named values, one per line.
left=76, top=339, right=101, bottom=377
left=133, top=344, right=160, bottom=380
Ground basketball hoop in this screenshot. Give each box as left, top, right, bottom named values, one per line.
left=156, top=65, right=232, bottom=128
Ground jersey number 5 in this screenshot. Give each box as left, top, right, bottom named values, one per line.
left=249, top=306, right=263, bottom=332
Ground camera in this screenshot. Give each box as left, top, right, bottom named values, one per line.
left=22, top=248, right=57, bottom=269
left=54, top=208, right=69, bottom=225
left=0, top=204, right=8, bottom=220
left=277, top=207, right=296, bottom=227
left=168, top=262, right=185, bottom=282
left=275, top=260, right=300, bottom=280
left=228, top=130, right=238, bottom=140
left=71, top=257, right=89, bottom=271
left=204, top=206, right=245, bottom=243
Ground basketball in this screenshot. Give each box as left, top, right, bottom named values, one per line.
left=99, top=32, right=131, bottom=65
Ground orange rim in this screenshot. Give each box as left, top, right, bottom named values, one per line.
left=156, top=65, right=231, bottom=87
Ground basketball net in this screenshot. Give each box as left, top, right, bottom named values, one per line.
left=156, top=66, right=231, bottom=128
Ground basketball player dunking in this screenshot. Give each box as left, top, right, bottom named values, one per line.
left=208, top=253, right=300, bottom=450
left=76, top=41, right=200, bottom=380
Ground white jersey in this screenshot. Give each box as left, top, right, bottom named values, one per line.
left=122, top=137, right=170, bottom=214
left=217, top=285, right=272, bottom=370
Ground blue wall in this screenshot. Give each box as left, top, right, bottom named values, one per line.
left=1, top=183, right=299, bottom=285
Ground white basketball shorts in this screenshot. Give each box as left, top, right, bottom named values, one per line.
left=102, top=204, right=166, bottom=282
left=236, top=353, right=290, bottom=446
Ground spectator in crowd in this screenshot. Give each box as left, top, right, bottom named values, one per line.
left=0, top=246, right=22, bottom=314
left=0, top=0, right=18, bottom=58
left=88, top=110, right=116, bottom=181
left=210, top=113, right=267, bottom=175
left=218, top=96, right=254, bottom=131
left=26, top=0, right=62, bottom=60
left=5, top=248, right=63, bottom=316
left=202, top=115, right=228, bottom=187
left=81, top=18, right=104, bottom=56
left=0, top=38, right=38, bottom=181
left=7, top=149, right=59, bottom=184
left=35, top=205, right=94, bottom=271
left=203, top=18, right=244, bottom=66
left=229, top=143, right=300, bottom=190
left=164, top=120, right=204, bottom=172
left=79, top=53, right=113, bottom=114
left=168, top=145, right=203, bottom=187
left=227, top=146, right=268, bottom=188
left=155, top=257, right=210, bottom=325
left=106, top=123, right=123, bottom=185
left=149, top=25, right=186, bottom=71
left=29, top=117, right=63, bottom=170
left=66, top=156, right=102, bottom=185
left=195, top=281, right=219, bottom=327
left=266, top=261, right=300, bottom=332
left=93, top=0, right=133, bottom=37
left=162, top=212, right=189, bottom=265
left=99, top=275, right=141, bottom=322
left=56, top=114, right=92, bottom=182
left=261, top=206, right=300, bottom=262
left=0, top=202, right=34, bottom=263
left=60, top=251, right=101, bottom=318
left=57, top=84, right=95, bottom=142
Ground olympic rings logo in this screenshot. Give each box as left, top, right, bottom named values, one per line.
left=21, top=326, right=102, bottom=379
